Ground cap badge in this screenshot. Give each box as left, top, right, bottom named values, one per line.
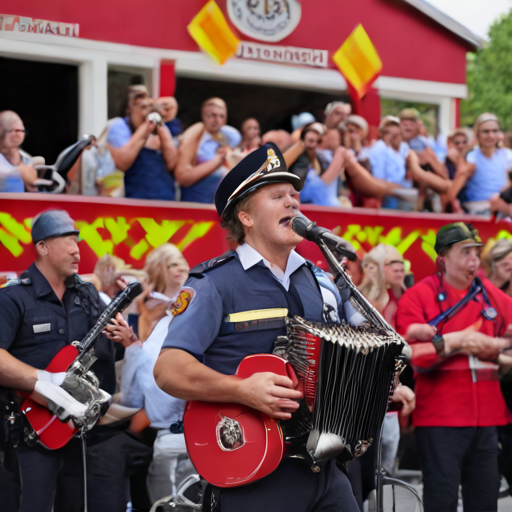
left=266, top=148, right=281, bottom=171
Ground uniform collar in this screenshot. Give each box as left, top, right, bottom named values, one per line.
left=236, top=243, right=306, bottom=291
left=27, top=262, right=79, bottom=299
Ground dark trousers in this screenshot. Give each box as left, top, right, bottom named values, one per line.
left=207, top=458, right=360, bottom=512
left=415, top=426, right=500, bottom=512
left=5, top=427, right=152, bottom=512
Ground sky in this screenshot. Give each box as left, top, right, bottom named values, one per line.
left=427, top=0, right=512, bottom=39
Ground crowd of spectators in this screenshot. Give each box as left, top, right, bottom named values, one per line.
left=3, top=86, right=512, bottom=218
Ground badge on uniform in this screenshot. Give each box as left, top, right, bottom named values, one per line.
left=168, top=287, right=196, bottom=317
left=33, top=323, right=51, bottom=334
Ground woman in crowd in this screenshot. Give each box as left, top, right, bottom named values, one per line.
left=138, top=243, right=190, bottom=342
left=359, top=244, right=406, bottom=328
left=0, top=110, right=37, bottom=192
left=356, top=244, right=413, bottom=505
left=481, top=238, right=512, bottom=296
left=107, top=85, right=178, bottom=201
left=459, top=113, right=512, bottom=215
left=442, top=128, right=472, bottom=213
left=106, top=244, right=192, bottom=505
left=238, top=118, right=261, bottom=153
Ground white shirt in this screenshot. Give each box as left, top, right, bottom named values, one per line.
left=120, top=294, right=185, bottom=429
left=236, top=243, right=305, bottom=291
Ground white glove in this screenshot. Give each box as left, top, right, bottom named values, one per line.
left=32, top=379, right=88, bottom=423
left=36, top=370, right=67, bottom=386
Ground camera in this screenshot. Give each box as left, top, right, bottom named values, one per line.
left=147, top=112, right=163, bottom=127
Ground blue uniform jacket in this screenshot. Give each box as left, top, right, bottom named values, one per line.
left=162, top=251, right=350, bottom=375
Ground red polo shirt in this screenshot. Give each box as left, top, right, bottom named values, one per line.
left=396, top=274, right=512, bottom=427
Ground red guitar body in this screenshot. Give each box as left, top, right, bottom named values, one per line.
left=20, top=345, right=79, bottom=450
left=184, top=354, right=298, bottom=488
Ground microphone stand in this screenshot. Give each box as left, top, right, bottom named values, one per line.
left=316, top=239, right=396, bottom=334
left=316, top=240, right=419, bottom=511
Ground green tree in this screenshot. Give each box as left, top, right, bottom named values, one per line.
left=461, top=9, right=512, bottom=129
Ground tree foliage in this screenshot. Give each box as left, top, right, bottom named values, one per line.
left=461, top=9, right=512, bottom=129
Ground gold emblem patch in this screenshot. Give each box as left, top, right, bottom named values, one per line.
left=169, top=287, right=196, bottom=316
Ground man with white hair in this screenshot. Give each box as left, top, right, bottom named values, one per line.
left=0, top=110, right=38, bottom=192
left=324, top=101, right=351, bottom=130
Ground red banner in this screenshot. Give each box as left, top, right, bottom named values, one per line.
left=1, top=193, right=512, bottom=282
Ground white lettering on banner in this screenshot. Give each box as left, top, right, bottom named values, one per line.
left=0, top=14, right=79, bottom=37
left=236, top=42, right=328, bottom=68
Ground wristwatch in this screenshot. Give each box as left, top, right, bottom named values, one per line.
left=431, top=334, right=445, bottom=356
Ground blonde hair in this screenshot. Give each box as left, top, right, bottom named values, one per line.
left=448, top=128, right=470, bottom=143
left=144, top=243, right=189, bottom=294
left=359, top=244, right=404, bottom=312
left=481, top=238, right=512, bottom=277
left=202, top=97, right=227, bottom=111
left=359, top=245, right=388, bottom=312
left=474, top=112, right=499, bottom=134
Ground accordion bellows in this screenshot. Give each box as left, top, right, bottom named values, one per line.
left=275, top=316, right=406, bottom=466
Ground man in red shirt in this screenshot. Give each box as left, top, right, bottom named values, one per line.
left=396, top=222, right=512, bottom=512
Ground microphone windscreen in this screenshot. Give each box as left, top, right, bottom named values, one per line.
left=291, top=212, right=311, bottom=239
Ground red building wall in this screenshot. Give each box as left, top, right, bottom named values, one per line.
left=3, top=0, right=469, bottom=84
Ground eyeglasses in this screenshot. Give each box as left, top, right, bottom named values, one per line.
left=479, top=129, right=499, bottom=135
left=8, top=129, right=26, bottom=134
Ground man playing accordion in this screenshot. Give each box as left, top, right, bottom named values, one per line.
left=154, top=143, right=413, bottom=512
left=154, top=143, right=366, bottom=512
left=397, top=222, right=512, bottom=512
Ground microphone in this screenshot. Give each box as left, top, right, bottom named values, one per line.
left=291, top=212, right=357, bottom=261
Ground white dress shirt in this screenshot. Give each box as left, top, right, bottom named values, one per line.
left=236, top=243, right=306, bottom=291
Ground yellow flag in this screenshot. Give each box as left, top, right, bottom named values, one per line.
left=333, top=24, right=383, bottom=99
left=188, top=0, right=240, bottom=65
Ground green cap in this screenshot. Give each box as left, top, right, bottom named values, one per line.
left=434, top=222, right=482, bottom=255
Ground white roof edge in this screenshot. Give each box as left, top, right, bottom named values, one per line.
left=402, top=0, right=485, bottom=48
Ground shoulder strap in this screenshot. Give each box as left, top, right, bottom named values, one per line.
left=189, top=250, right=237, bottom=277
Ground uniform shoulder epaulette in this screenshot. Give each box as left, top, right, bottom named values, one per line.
left=189, top=250, right=237, bottom=276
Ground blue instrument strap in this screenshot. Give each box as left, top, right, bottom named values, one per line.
left=429, top=277, right=497, bottom=330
